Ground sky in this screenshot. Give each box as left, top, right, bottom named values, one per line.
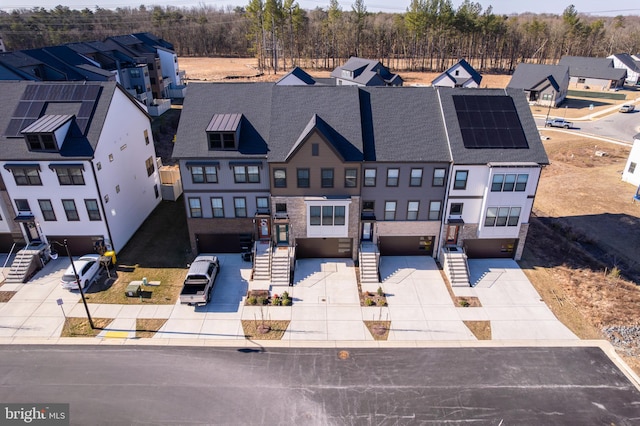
left=1, top=0, right=639, bottom=16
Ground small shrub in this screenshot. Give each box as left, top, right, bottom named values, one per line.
left=376, top=298, right=386, bottom=307
left=247, top=296, right=257, bottom=305
left=458, top=299, right=470, bottom=307
left=272, top=295, right=282, bottom=306
left=376, top=286, right=384, bottom=296
left=364, top=298, right=374, bottom=306
left=281, top=297, right=292, bottom=306
left=282, top=291, right=289, bottom=299
left=257, top=296, right=267, bottom=305
left=608, top=266, right=621, bottom=280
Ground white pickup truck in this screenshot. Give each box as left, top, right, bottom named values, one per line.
left=179, top=255, right=219, bottom=306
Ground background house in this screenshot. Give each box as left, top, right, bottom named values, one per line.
left=330, top=57, right=403, bottom=86
left=608, top=53, right=640, bottom=86
left=431, top=59, right=482, bottom=88
left=558, top=56, right=626, bottom=90
left=622, top=133, right=640, bottom=187
left=507, top=63, right=569, bottom=106
left=0, top=81, right=161, bottom=273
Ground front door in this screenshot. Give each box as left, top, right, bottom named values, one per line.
left=361, top=222, right=373, bottom=242
left=258, top=217, right=270, bottom=240
left=446, top=225, right=459, bottom=245
left=24, top=222, right=40, bottom=242
left=276, top=224, right=289, bottom=245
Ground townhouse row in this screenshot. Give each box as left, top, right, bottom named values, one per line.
left=173, top=83, right=548, bottom=266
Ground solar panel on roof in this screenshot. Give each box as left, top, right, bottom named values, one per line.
left=4, top=83, right=102, bottom=137
left=452, top=95, right=529, bottom=149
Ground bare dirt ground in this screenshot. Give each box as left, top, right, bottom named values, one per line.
left=176, top=57, right=640, bottom=374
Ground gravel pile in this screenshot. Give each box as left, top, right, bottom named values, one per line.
left=603, top=325, right=640, bottom=356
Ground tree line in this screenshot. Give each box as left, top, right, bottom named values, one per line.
left=1, top=1, right=639, bottom=73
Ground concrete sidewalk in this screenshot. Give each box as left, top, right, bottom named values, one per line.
left=0, top=254, right=576, bottom=343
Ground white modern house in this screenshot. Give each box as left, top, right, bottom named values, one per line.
left=431, top=59, right=482, bottom=88
left=622, top=134, right=640, bottom=187
left=0, top=81, right=161, bottom=282
left=608, top=53, right=640, bottom=86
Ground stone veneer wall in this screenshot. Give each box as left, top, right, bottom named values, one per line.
left=514, top=223, right=530, bottom=260
left=272, top=196, right=361, bottom=259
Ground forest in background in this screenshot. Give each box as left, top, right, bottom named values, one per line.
left=1, top=1, right=639, bottom=73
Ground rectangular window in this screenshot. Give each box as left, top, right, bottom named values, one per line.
left=62, top=199, right=79, bottom=221
left=234, top=197, right=247, bottom=217
left=503, top=174, right=516, bottom=191
left=26, top=134, right=56, bottom=151
left=386, top=168, right=399, bottom=186
left=310, top=206, right=321, bottom=225
left=450, top=203, right=463, bottom=215
left=515, top=174, right=528, bottom=191
left=485, top=206, right=521, bottom=227
left=208, top=132, right=235, bottom=150
left=273, top=169, right=287, bottom=188
left=432, top=168, right=446, bottom=186
left=191, top=166, right=218, bottom=183
left=428, top=201, right=442, bottom=221
left=146, top=157, right=155, bottom=177
left=188, top=197, right=202, bottom=218
left=322, top=206, right=333, bottom=225
left=56, top=168, right=85, bottom=185
left=312, top=143, right=319, bottom=156
left=407, top=201, right=419, bottom=220
left=12, top=168, right=42, bottom=186
left=256, top=197, right=269, bottom=211
left=297, top=168, right=310, bottom=188
left=234, top=166, right=260, bottom=183
left=334, top=206, right=345, bottom=225
left=508, top=207, right=521, bottom=226
left=454, top=170, right=468, bottom=189
left=384, top=201, right=396, bottom=220
left=38, top=199, right=56, bottom=221
left=410, top=168, right=423, bottom=186
left=364, top=168, right=376, bottom=187
left=362, top=201, right=374, bottom=211
left=491, top=174, right=504, bottom=192
left=496, top=207, right=510, bottom=226
left=144, top=129, right=150, bottom=145
left=345, top=169, right=357, bottom=188
left=321, top=168, right=334, bottom=188
left=84, top=199, right=101, bottom=221
left=276, top=203, right=287, bottom=213
left=629, top=162, right=637, bottom=174
left=15, top=199, right=30, bottom=212
left=211, top=197, right=224, bottom=217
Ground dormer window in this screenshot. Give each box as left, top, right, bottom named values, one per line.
left=341, top=70, right=353, bottom=79
left=208, top=132, right=235, bottom=150
left=206, top=113, right=242, bottom=151
left=21, top=114, right=73, bottom=153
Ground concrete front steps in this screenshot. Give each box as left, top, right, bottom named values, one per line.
left=442, top=249, right=470, bottom=287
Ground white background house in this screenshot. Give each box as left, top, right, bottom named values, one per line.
left=622, top=134, right=640, bottom=187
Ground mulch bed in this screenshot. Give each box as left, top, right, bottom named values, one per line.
left=241, top=320, right=290, bottom=340
left=364, top=321, right=391, bottom=340
left=0, top=291, right=16, bottom=303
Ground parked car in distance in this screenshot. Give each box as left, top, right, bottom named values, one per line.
left=545, top=118, right=573, bottom=129
left=619, top=104, right=635, bottom=113
left=60, top=254, right=101, bottom=290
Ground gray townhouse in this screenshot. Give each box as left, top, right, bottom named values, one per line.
left=173, top=83, right=547, bottom=287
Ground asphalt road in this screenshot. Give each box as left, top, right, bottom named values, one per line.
left=0, top=345, right=638, bottom=425
left=536, top=110, right=640, bottom=144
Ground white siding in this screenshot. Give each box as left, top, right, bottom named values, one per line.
left=622, top=139, right=640, bottom=187
left=93, top=88, right=161, bottom=252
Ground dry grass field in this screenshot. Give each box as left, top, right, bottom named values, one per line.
left=177, top=57, right=640, bottom=374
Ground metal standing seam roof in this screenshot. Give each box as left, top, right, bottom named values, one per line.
left=21, top=114, right=73, bottom=134
left=206, top=113, right=242, bottom=132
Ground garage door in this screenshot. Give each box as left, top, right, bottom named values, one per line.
left=379, top=236, right=434, bottom=256
left=464, top=238, right=518, bottom=258
left=48, top=235, right=105, bottom=256
left=296, top=238, right=352, bottom=258
left=196, top=233, right=252, bottom=253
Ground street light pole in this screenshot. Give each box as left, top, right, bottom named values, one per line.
left=56, top=239, right=95, bottom=329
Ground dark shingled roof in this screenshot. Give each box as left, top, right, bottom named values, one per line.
left=0, top=81, right=134, bottom=161
left=508, top=63, right=569, bottom=92
left=558, top=56, right=627, bottom=81
left=268, top=85, right=364, bottom=162
left=174, top=83, right=547, bottom=168
left=438, top=87, right=549, bottom=165
left=330, top=57, right=402, bottom=86
left=361, top=86, right=450, bottom=162
left=172, top=83, right=272, bottom=160
left=276, top=67, right=317, bottom=85
left=432, top=59, right=482, bottom=86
